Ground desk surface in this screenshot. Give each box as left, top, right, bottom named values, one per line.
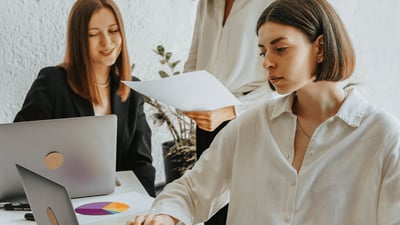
left=0, top=171, right=153, bottom=225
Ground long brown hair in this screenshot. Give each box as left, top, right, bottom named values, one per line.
left=257, top=0, right=355, bottom=82
left=64, top=0, right=131, bottom=104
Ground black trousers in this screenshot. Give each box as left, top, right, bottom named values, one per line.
left=196, top=121, right=230, bottom=225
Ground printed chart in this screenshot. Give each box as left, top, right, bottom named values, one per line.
left=75, top=202, right=129, bottom=215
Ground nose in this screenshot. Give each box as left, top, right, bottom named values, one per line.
left=100, top=33, right=111, bottom=46
left=262, top=53, right=274, bottom=71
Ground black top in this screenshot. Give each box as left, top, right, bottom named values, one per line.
left=14, top=66, right=155, bottom=197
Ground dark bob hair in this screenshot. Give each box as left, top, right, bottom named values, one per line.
left=256, top=0, right=355, bottom=82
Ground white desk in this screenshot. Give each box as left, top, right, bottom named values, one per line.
left=0, top=171, right=153, bottom=225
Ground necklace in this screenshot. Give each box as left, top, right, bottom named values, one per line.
left=292, top=94, right=311, bottom=139
left=96, top=77, right=111, bottom=88
left=297, top=118, right=311, bottom=139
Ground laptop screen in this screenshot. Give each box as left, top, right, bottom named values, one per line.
left=16, top=164, right=80, bottom=225
left=0, top=115, right=117, bottom=201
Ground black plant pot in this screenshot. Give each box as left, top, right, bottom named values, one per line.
left=162, top=140, right=196, bottom=184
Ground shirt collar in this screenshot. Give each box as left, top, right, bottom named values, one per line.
left=269, top=93, right=296, bottom=120
left=335, top=87, right=368, bottom=127
left=268, top=87, right=368, bottom=128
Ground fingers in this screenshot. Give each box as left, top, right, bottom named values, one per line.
left=126, top=214, right=177, bottom=225
left=153, top=214, right=177, bottom=225
left=184, top=111, right=211, bottom=120
left=197, top=122, right=216, bottom=132
left=126, top=214, right=153, bottom=225
left=184, top=111, right=214, bottom=131
left=184, top=107, right=235, bottom=131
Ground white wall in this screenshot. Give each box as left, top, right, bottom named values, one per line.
left=1, top=0, right=399, bottom=184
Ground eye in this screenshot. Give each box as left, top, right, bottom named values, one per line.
left=276, top=47, right=287, bottom=53
left=88, top=33, right=98, bottom=37
left=110, top=29, right=120, bottom=33
left=259, top=51, right=266, bottom=57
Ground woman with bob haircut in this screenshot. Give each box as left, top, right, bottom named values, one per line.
left=128, top=0, right=400, bottom=224
left=14, top=0, right=156, bottom=197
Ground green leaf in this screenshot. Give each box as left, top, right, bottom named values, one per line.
left=170, top=60, right=180, bottom=69
left=173, top=71, right=180, bottom=75
left=165, top=52, right=172, bottom=61
left=157, top=45, right=165, bottom=55
left=159, top=70, right=169, bottom=78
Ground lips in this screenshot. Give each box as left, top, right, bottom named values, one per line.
left=269, top=75, right=283, bottom=84
left=100, top=48, right=114, bottom=56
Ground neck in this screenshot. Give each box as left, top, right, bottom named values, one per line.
left=294, top=82, right=346, bottom=122
left=93, top=65, right=111, bottom=84
left=223, top=0, right=234, bottom=26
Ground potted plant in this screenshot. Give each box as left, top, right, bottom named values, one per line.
left=142, top=45, right=197, bottom=184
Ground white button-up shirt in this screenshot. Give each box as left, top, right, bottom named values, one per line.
left=152, top=88, right=400, bottom=225
left=184, top=0, right=276, bottom=115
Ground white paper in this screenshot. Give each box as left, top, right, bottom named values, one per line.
left=122, top=70, right=240, bottom=111
left=72, top=191, right=153, bottom=225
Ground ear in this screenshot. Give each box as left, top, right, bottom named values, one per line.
left=315, top=35, right=324, bottom=63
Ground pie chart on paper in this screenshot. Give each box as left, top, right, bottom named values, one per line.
left=75, top=202, right=129, bottom=215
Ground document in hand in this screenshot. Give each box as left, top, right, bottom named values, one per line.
left=122, top=70, right=240, bottom=111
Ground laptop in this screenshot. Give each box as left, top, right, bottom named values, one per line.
left=16, top=163, right=80, bottom=225
left=0, top=115, right=117, bottom=201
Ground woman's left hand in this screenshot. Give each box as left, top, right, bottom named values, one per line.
left=184, top=106, right=236, bottom=132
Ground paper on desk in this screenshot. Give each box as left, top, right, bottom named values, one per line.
left=122, top=70, right=240, bottom=111
left=72, top=191, right=153, bottom=225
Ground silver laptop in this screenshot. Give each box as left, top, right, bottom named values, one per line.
left=0, top=115, right=117, bottom=201
left=16, top=163, right=80, bottom=225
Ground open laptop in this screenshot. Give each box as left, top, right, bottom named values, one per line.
left=16, top=163, right=80, bottom=225
left=0, top=115, right=117, bottom=201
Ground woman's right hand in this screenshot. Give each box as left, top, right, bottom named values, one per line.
left=126, top=214, right=178, bottom=225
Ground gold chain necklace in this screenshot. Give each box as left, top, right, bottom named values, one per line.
left=292, top=94, right=311, bottom=139
left=96, top=77, right=111, bottom=88
left=297, top=118, right=311, bottom=139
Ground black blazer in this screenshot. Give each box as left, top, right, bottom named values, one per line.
left=14, top=66, right=155, bottom=197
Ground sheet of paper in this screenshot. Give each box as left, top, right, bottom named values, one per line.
left=72, top=191, right=153, bottom=225
left=122, top=70, right=240, bottom=111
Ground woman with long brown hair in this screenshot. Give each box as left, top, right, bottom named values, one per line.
left=14, top=0, right=155, bottom=197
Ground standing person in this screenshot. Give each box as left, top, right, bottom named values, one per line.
left=128, top=0, right=400, bottom=224
left=183, top=1, right=276, bottom=224
left=14, top=0, right=156, bottom=197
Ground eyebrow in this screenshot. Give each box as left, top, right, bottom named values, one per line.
left=88, top=24, right=119, bottom=30
left=258, top=37, right=288, bottom=48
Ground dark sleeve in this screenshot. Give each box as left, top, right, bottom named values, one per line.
left=14, top=68, right=56, bottom=122
left=131, top=95, right=155, bottom=197
left=119, top=77, right=156, bottom=197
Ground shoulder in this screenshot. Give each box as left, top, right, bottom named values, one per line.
left=226, top=95, right=291, bottom=136
left=364, top=104, right=400, bottom=137
left=36, top=66, right=68, bottom=85
left=347, top=89, right=400, bottom=136
left=38, top=66, right=66, bottom=78
left=29, top=66, right=73, bottom=96
left=227, top=99, right=274, bottom=130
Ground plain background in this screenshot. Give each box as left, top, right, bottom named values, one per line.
left=1, top=0, right=399, bottom=184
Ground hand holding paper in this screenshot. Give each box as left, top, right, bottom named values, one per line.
left=122, top=70, right=240, bottom=111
